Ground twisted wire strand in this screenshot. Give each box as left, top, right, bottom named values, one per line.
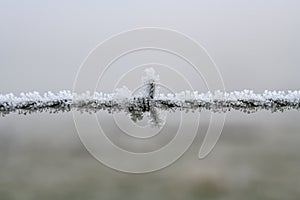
left=1, top=68, right=299, bottom=126
left=1, top=90, right=300, bottom=116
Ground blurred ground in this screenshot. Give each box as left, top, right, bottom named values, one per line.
left=1, top=111, right=300, bottom=200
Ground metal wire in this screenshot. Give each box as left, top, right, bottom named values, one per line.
left=1, top=68, right=299, bottom=126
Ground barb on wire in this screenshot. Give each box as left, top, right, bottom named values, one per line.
left=1, top=68, right=300, bottom=126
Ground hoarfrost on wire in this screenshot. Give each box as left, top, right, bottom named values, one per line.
left=1, top=68, right=300, bottom=126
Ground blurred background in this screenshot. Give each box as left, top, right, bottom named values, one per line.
left=1, top=0, right=300, bottom=199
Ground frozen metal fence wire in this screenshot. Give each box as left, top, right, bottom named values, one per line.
left=1, top=69, right=300, bottom=126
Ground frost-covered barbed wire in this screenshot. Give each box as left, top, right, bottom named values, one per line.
left=1, top=68, right=300, bottom=126
left=1, top=89, right=300, bottom=115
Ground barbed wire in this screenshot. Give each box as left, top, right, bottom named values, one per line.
left=1, top=68, right=299, bottom=126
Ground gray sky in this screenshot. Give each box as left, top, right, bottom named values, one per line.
left=0, top=0, right=299, bottom=125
